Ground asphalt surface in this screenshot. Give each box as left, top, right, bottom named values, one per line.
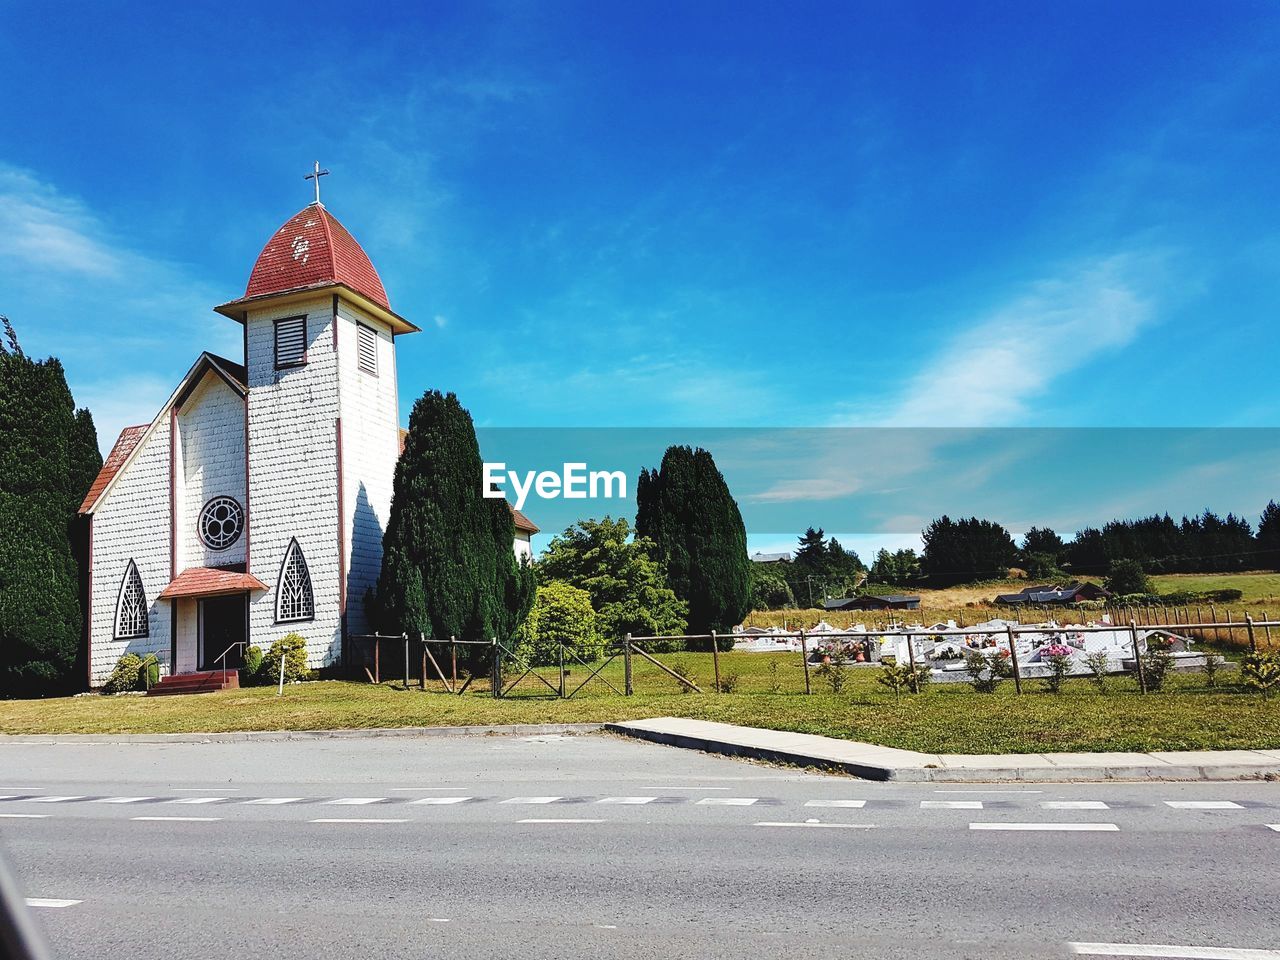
left=1, top=732, right=1279, bottom=960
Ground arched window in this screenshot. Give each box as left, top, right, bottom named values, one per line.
left=275, top=539, right=314, bottom=623
left=115, top=560, right=149, bottom=640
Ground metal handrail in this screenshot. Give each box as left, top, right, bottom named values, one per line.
left=214, top=641, right=246, bottom=687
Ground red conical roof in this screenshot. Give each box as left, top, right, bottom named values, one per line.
left=243, top=204, right=390, bottom=310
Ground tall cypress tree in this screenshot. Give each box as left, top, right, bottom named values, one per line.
left=0, top=318, right=99, bottom=694
left=635, top=445, right=749, bottom=639
left=371, top=390, right=534, bottom=642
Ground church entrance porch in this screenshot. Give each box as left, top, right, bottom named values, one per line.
left=199, top=594, right=247, bottom=671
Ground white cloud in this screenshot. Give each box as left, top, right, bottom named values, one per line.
left=0, top=167, right=124, bottom=277
left=874, top=254, right=1166, bottom=427
left=434, top=314, right=448, bottom=328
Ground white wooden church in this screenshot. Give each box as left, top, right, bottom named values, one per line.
left=78, top=182, right=538, bottom=689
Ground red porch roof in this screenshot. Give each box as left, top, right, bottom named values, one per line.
left=158, top=567, right=268, bottom=600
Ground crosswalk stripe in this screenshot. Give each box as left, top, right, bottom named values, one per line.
left=1266, top=824, right=1280, bottom=832
left=696, top=797, right=758, bottom=806
left=597, top=797, right=657, bottom=805
left=169, top=797, right=227, bottom=804
left=1069, top=942, right=1280, bottom=958
left=1042, top=801, right=1110, bottom=810
left=94, top=797, right=153, bottom=804
left=311, top=818, right=408, bottom=824
left=25, top=899, right=81, bottom=908
left=517, top=818, right=605, bottom=824
left=131, top=816, right=221, bottom=822
left=922, top=800, right=983, bottom=809
left=755, top=821, right=874, bottom=829
left=970, top=822, right=1119, bottom=831
left=805, top=800, right=867, bottom=808
left=326, top=798, right=386, bottom=805
left=243, top=798, right=305, bottom=805
left=26, top=796, right=84, bottom=803
left=501, top=797, right=562, bottom=804
left=410, top=797, right=472, bottom=805
left=0, top=813, right=48, bottom=819
left=1164, top=801, right=1243, bottom=810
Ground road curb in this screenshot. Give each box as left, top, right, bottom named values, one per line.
left=604, top=722, right=1280, bottom=783
left=0, top=723, right=606, bottom=744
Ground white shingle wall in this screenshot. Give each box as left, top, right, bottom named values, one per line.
left=177, top=373, right=247, bottom=571
left=88, top=416, right=173, bottom=685
left=336, top=304, right=399, bottom=636
left=245, top=298, right=343, bottom=668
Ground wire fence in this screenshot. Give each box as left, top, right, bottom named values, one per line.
left=348, top=612, right=1280, bottom=700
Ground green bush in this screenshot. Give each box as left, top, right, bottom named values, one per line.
left=241, top=645, right=265, bottom=685
left=964, top=649, right=1013, bottom=693
left=514, top=581, right=602, bottom=666
left=261, top=633, right=310, bottom=684
left=1241, top=652, right=1280, bottom=698
left=1084, top=650, right=1110, bottom=692
left=101, top=653, right=145, bottom=694
left=1137, top=635, right=1174, bottom=692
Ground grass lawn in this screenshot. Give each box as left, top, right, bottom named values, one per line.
left=3, top=651, right=1278, bottom=755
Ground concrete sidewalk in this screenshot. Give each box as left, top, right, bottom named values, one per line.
left=606, top=717, right=1280, bottom=782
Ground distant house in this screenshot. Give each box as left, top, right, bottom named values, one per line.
left=751, top=551, right=792, bottom=564
left=994, top=582, right=1110, bottom=606
left=823, top=594, right=921, bottom=611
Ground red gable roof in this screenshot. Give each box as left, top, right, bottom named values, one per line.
left=79, top=424, right=147, bottom=514
left=243, top=204, right=390, bottom=311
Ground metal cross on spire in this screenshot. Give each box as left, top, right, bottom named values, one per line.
left=304, top=161, right=330, bottom=205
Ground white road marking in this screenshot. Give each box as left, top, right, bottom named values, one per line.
left=643, top=786, right=730, bottom=790
left=94, top=797, right=153, bottom=804
left=971, top=822, right=1119, bottom=832
left=25, top=899, right=81, bottom=908
left=1266, top=825, right=1280, bottom=832
left=501, top=797, right=562, bottom=804
left=596, top=924, right=618, bottom=929
left=517, top=818, right=605, bottom=824
left=131, top=816, right=222, bottom=822
left=1163, top=801, right=1243, bottom=810
left=1042, top=801, right=1110, bottom=810
left=25, top=796, right=84, bottom=803
left=310, top=818, right=409, bottom=824
left=597, top=797, right=657, bottom=804
left=0, top=813, right=48, bottom=819
left=696, top=797, right=758, bottom=806
left=754, top=821, right=875, bottom=829
left=411, top=797, right=472, bottom=805
left=922, top=800, right=983, bottom=809
left=429, top=918, right=451, bottom=923
left=172, top=788, right=240, bottom=792
left=169, top=797, right=228, bottom=804
left=326, top=798, right=386, bottom=805
left=805, top=800, right=867, bottom=808
left=935, top=789, right=1042, bottom=794
left=243, top=797, right=305, bottom=805
left=1069, top=942, right=1280, bottom=958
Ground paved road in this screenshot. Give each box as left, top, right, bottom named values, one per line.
left=1, top=732, right=1278, bottom=959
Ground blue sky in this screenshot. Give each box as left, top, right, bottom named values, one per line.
left=2, top=1, right=1278, bottom=556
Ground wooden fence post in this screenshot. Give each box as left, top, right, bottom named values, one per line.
left=1130, top=619, right=1147, bottom=694
left=799, top=630, right=811, bottom=695
left=1004, top=625, right=1022, bottom=695
left=451, top=636, right=458, bottom=691
left=710, top=630, right=721, bottom=693
left=491, top=638, right=501, bottom=699
left=624, top=633, right=633, bottom=696
left=1246, top=614, right=1257, bottom=654
left=420, top=632, right=427, bottom=690
left=374, top=636, right=380, bottom=684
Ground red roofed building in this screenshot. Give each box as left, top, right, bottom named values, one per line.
left=78, top=185, right=534, bottom=689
